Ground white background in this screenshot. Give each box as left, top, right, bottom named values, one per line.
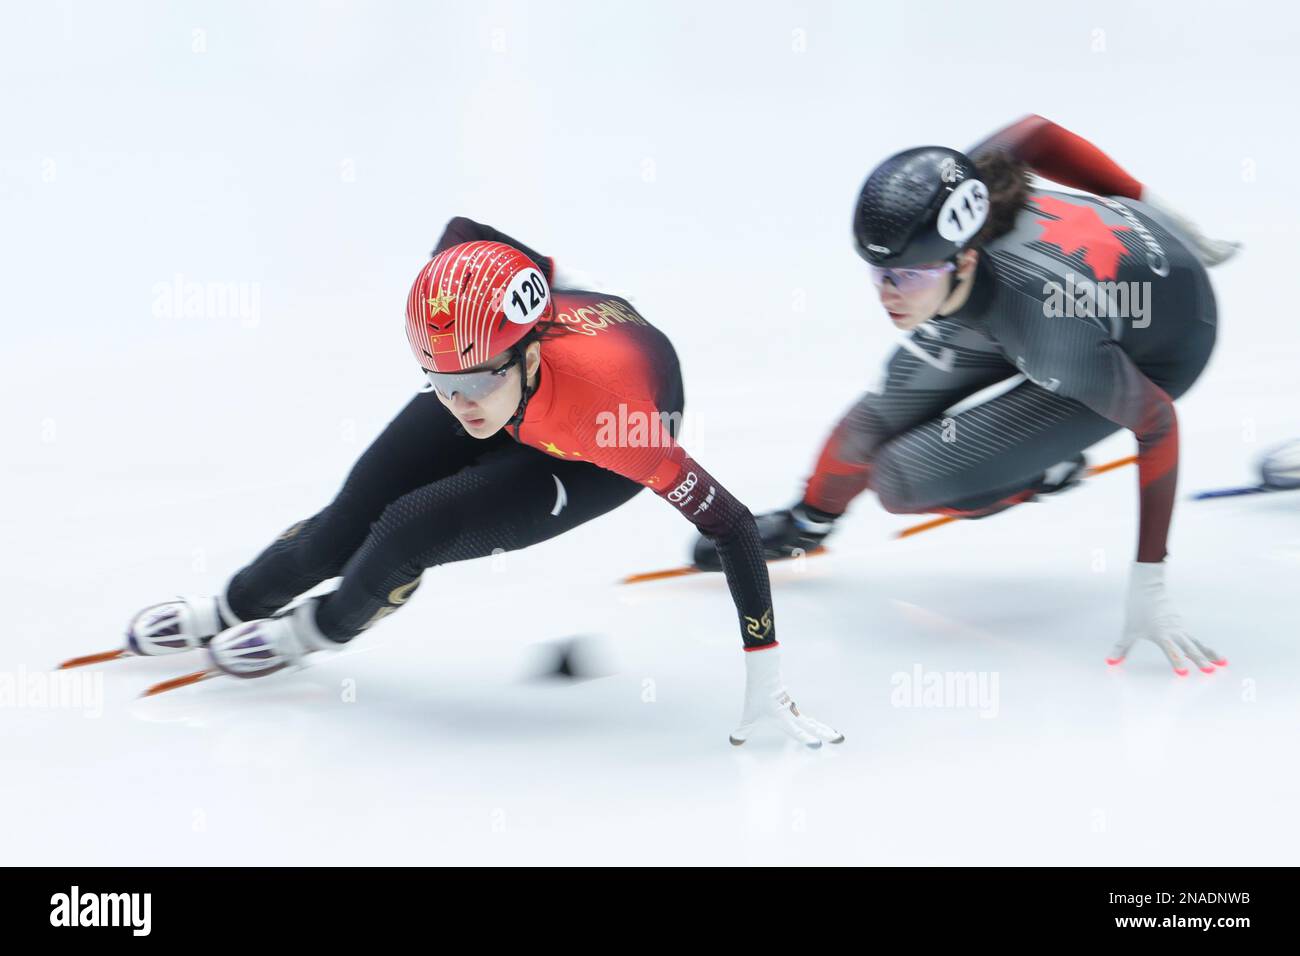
left=2, top=0, right=1297, bottom=864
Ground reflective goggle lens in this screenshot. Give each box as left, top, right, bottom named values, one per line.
left=868, top=261, right=956, bottom=293
left=423, top=358, right=517, bottom=402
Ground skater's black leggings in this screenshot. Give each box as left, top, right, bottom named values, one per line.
left=225, top=389, right=660, bottom=640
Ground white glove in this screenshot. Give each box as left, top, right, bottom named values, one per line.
left=208, top=599, right=339, bottom=678
left=1108, top=561, right=1226, bottom=675
left=730, top=646, right=843, bottom=749
left=1140, top=189, right=1242, bottom=268
left=550, top=262, right=636, bottom=302
left=549, top=262, right=599, bottom=291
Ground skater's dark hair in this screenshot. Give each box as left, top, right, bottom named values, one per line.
left=971, top=150, right=1032, bottom=248
left=517, top=317, right=570, bottom=351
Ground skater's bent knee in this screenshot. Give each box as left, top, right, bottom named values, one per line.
left=872, top=449, right=924, bottom=514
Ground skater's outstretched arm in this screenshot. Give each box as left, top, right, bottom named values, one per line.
left=968, top=115, right=1240, bottom=265
left=1009, top=296, right=1225, bottom=675
left=1004, top=286, right=1178, bottom=563
left=432, top=216, right=555, bottom=283
left=555, top=383, right=841, bottom=746
left=566, top=390, right=777, bottom=652
left=967, top=114, right=1144, bottom=199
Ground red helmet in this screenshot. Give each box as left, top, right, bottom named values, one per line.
left=405, top=240, right=553, bottom=372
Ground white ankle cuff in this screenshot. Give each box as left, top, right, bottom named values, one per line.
left=291, top=599, right=339, bottom=653
left=217, top=587, right=243, bottom=629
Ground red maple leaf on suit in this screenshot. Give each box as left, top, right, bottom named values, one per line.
left=1030, top=195, right=1132, bottom=281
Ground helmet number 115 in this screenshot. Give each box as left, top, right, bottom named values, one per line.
left=938, top=180, right=990, bottom=243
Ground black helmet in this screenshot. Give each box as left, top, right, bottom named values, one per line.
left=853, top=146, right=989, bottom=268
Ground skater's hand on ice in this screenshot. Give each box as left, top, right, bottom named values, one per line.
left=730, top=646, right=844, bottom=749
left=1108, top=561, right=1226, bottom=676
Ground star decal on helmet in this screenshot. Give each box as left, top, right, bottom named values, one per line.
left=426, top=291, right=455, bottom=318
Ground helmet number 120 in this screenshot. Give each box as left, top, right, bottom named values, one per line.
left=506, top=269, right=550, bottom=325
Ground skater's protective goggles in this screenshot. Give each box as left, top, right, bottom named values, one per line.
left=423, top=352, right=520, bottom=402
left=868, top=260, right=956, bottom=294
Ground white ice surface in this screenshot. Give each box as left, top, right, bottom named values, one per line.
left=2, top=1, right=1298, bottom=865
